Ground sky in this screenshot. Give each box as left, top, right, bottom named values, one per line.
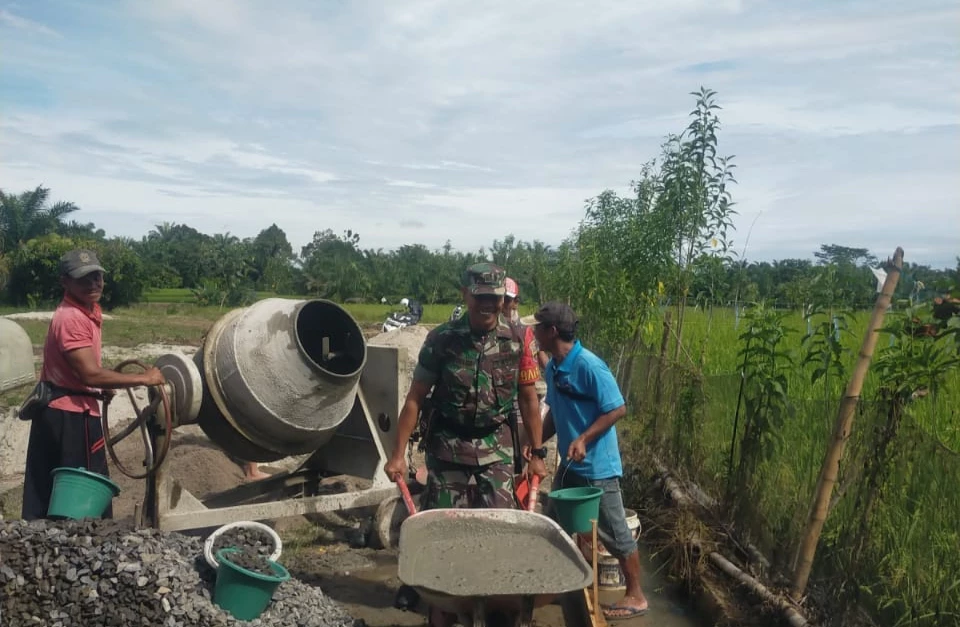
left=1, top=0, right=958, bottom=268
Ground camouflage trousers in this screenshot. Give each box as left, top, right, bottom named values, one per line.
left=421, top=457, right=516, bottom=510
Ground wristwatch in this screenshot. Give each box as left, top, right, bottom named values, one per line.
left=530, top=446, right=548, bottom=460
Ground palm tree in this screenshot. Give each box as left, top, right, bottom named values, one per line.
left=0, top=186, right=80, bottom=252
left=148, top=222, right=178, bottom=242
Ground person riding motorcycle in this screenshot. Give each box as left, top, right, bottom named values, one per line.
left=401, top=297, right=423, bottom=323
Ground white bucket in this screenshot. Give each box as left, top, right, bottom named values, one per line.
left=593, top=509, right=641, bottom=590
left=598, top=554, right=625, bottom=589
left=203, top=521, right=283, bottom=569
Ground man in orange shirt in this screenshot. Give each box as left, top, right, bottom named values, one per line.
left=21, top=249, right=165, bottom=520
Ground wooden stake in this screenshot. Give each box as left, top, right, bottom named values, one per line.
left=582, top=588, right=605, bottom=627
left=592, top=519, right=600, bottom=625
left=790, top=247, right=904, bottom=600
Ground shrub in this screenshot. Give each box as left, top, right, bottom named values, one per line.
left=5, top=234, right=148, bottom=309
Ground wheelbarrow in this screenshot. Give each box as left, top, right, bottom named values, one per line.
left=394, top=478, right=593, bottom=627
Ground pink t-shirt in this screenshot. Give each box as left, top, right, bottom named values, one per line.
left=41, top=296, right=103, bottom=417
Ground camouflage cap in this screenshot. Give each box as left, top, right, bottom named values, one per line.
left=60, top=249, right=106, bottom=279
left=461, top=262, right=506, bottom=296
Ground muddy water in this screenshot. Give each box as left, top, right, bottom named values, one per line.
left=599, top=545, right=705, bottom=627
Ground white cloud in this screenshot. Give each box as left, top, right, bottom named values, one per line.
left=387, top=180, right=438, bottom=189
left=0, top=8, right=60, bottom=37
left=0, top=0, right=957, bottom=267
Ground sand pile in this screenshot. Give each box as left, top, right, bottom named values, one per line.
left=366, top=326, right=429, bottom=393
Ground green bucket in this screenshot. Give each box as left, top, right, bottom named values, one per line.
left=47, top=467, right=121, bottom=520
left=548, top=486, right=603, bottom=534
left=214, top=548, right=291, bottom=621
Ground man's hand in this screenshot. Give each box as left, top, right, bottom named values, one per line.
left=567, top=436, right=587, bottom=463
left=141, top=367, right=165, bottom=387
left=383, top=455, right=407, bottom=482
left=526, top=457, right=547, bottom=479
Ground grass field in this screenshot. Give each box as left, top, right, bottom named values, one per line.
left=622, top=306, right=959, bottom=627
left=139, top=288, right=537, bottom=322
left=0, top=300, right=513, bottom=348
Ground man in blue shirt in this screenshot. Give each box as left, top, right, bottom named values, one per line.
left=524, top=302, right=649, bottom=620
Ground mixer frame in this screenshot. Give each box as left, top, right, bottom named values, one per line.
left=138, top=344, right=405, bottom=532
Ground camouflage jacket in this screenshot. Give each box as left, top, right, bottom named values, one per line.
left=413, top=314, right=538, bottom=466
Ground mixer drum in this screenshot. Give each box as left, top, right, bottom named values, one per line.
left=194, top=298, right=367, bottom=462
left=0, top=318, right=35, bottom=394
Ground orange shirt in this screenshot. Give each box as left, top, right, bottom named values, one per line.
left=41, top=295, right=103, bottom=416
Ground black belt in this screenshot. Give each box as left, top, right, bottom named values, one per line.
left=436, top=417, right=507, bottom=440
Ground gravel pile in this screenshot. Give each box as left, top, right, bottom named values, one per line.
left=0, top=519, right=356, bottom=627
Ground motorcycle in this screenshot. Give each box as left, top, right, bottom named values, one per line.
left=381, top=311, right=420, bottom=333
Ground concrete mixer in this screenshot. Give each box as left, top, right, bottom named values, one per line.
left=107, top=298, right=407, bottom=535
left=0, top=318, right=35, bottom=394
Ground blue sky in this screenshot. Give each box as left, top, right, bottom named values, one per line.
left=2, top=0, right=958, bottom=268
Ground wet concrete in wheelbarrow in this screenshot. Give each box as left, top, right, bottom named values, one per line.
left=398, top=515, right=592, bottom=597
left=287, top=536, right=705, bottom=627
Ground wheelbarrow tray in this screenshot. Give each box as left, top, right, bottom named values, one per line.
left=398, top=508, right=593, bottom=616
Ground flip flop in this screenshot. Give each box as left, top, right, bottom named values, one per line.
left=602, top=604, right=649, bottom=620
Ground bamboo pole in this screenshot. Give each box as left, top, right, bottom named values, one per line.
left=790, top=247, right=904, bottom=600
left=656, top=459, right=811, bottom=626
left=592, top=519, right=601, bottom=626
left=708, top=551, right=809, bottom=627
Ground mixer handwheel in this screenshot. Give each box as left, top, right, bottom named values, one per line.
left=103, top=360, right=173, bottom=480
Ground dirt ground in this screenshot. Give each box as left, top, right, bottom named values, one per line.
left=0, top=415, right=704, bottom=627
left=109, top=425, right=249, bottom=520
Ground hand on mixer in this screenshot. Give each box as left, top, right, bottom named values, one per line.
left=141, top=367, right=166, bottom=387
left=384, top=456, right=408, bottom=482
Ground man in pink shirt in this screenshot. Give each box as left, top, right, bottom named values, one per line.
left=21, top=249, right=165, bottom=520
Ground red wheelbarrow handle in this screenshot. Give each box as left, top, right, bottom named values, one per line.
left=527, top=475, right=540, bottom=513
left=395, top=476, right=417, bottom=516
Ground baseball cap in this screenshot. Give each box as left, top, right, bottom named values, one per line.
left=520, top=301, right=578, bottom=334
left=504, top=277, right=519, bottom=299
left=462, top=262, right=506, bottom=296
left=60, top=249, right=106, bottom=279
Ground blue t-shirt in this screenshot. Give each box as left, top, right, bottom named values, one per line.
left=545, top=340, right=625, bottom=480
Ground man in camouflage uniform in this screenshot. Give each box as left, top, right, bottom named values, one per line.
left=386, top=263, right=546, bottom=626
left=384, top=262, right=546, bottom=509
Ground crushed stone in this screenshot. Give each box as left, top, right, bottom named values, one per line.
left=0, top=518, right=356, bottom=627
